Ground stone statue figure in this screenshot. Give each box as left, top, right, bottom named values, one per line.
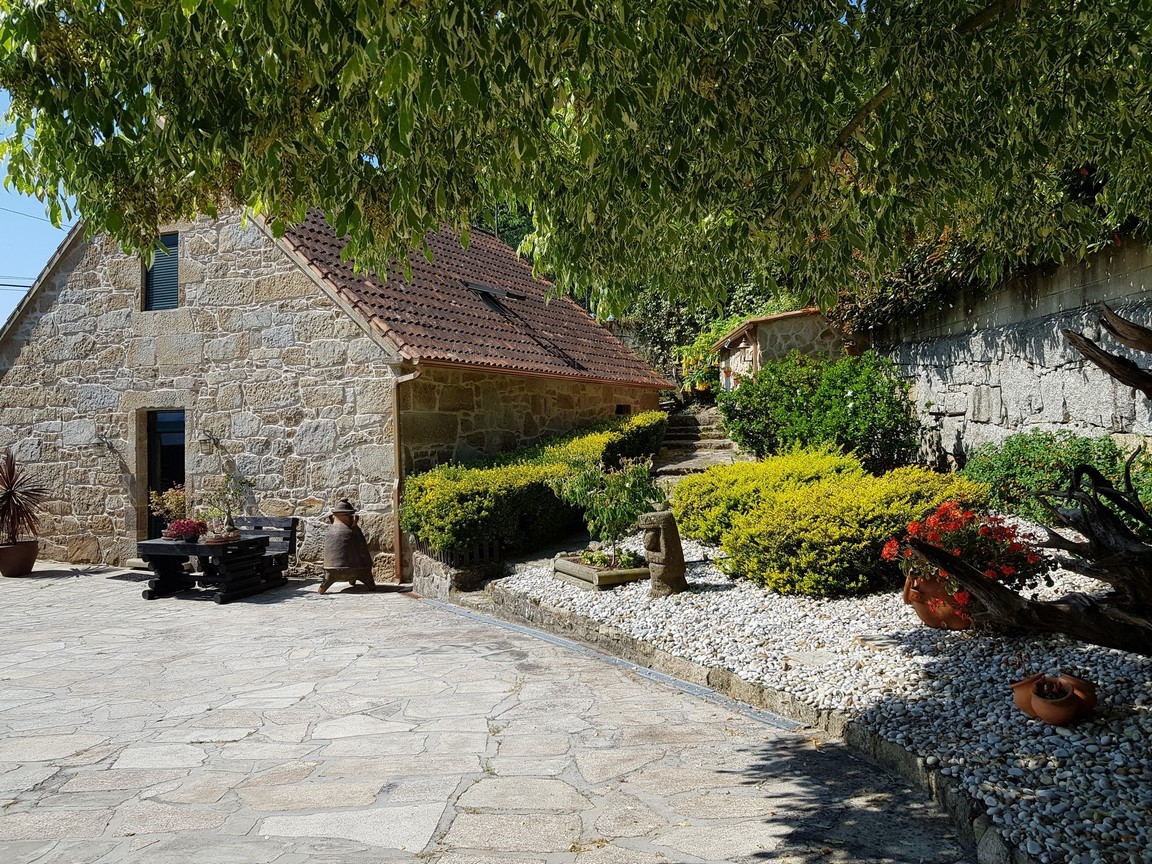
left=639, top=510, right=687, bottom=597
left=319, top=499, right=376, bottom=594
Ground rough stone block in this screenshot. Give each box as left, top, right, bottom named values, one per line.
left=307, top=340, right=347, bottom=367
left=355, top=445, right=394, bottom=482
left=61, top=419, right=97, bottom=448
left=293, top=419, right=338, bottom=454
left=438, top=385, right=475, bottom=412
left=201, top=335, right=243, bottom=364
left=155, top=334, right=204, bottom=367
left=107, top=258, right=142, bottom=292
left=262, top=325, right=295, bottom=349
left=218, top=220, right=266, bottom=252
left=253, top=272, right=314, bottom=302
left=403, top=411, right=459, bottom=444
left=244, top=380, right=295, bottom=410
left=230, top=412, right=263, bottom=438
left=76, top=385, right=119, bottom=413
left=970, top=386, right=1004, bottom=424
left=258, top=498, right=294, bottom=518
left=130, top=307, right=195, bottom=337
left=356, top=379, right=393, bottom=413
left=976, top=829, right=1013, bottom=864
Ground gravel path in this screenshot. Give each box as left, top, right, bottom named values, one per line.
left=502, top=534, right=1152, bottom=864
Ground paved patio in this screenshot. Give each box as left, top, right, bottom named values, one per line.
left=0, top=565, right=969, bottom=863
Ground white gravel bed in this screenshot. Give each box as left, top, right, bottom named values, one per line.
left=502, top=533, right=1152, bottom=864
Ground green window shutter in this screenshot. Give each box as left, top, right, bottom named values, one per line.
left=145, top=233, right=179, bottom=310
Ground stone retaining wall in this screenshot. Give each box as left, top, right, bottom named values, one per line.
left=400, top=364, right=660, bottom=474
left=881, top=241, right=1152, bottom=464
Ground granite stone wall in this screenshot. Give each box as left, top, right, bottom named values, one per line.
left=755, top=314, right=843, bottom=361
left=881, top=241, right=1152, bottom=465
left=398, top=364, right=661, bottom=474
left=0, top=212, right=403, bottom=576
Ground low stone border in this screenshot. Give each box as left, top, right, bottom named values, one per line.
left=477, top=582, right=1033, bottom=864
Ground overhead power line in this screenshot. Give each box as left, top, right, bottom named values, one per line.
left=0, top=204, right=75, bottom=227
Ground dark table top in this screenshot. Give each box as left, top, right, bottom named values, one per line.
left=137, top=535, right=269, bottom=557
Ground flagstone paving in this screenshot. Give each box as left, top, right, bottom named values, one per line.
left=0, top=568, right=970, bottom=863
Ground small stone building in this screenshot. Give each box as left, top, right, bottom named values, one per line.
left=712, top=308, right=846, bottom=392
left=0, top=210, right=668, bottom=578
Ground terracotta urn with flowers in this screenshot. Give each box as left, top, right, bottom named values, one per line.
left=883, top=501, right=1051, bottom=630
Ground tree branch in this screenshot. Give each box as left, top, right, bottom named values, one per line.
left=908, top=538, right=1152, bottom=656
left=1064, top=329, right=1152, bottom=399
left=1101, top=302, right=1152, bottom=352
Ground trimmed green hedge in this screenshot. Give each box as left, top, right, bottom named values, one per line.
left=720, top=467, right=988, bottom=596
left=672, top=447, right=988, bottom=596
left=671, top=445, right=865, bottom=544
left=400, top=412, right=667, bottom=553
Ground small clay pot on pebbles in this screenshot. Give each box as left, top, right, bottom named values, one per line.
left=1010, top=672, right=1096, bottom=726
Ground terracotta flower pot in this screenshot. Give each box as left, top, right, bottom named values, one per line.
left=1056, top=672, right=1097, bottom=711
left=1009, top=672, right=1045, bottom=718
left=1010, top=673, right=1096, bottom=726
left=1031, top=679, right=1081, bottom=726
left=902, top=565, right=971, bottom=630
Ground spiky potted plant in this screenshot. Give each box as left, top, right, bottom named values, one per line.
left=0, top=451, right=48, bottom=577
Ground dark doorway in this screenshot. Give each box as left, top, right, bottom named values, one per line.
left=146, top=410, right=186, bottom=538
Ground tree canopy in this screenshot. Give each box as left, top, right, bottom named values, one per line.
left=2, top=0, right=1150, bottom=311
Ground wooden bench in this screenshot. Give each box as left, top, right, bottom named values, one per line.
left=234, top=516, right=299, bottom=579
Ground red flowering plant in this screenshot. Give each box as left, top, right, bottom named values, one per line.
left=162, top=518, right=208, bottom=542
left=882, top=501, right=1051, bottom=625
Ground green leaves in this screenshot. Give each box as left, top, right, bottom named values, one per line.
left=2, top=0, right=1151, bottom=310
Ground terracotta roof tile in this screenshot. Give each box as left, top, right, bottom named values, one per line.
left=283, top=212, right=671, bottom=389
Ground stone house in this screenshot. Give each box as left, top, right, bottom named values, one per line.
left=0, top=210, right=669, bottom=579
left=880, top=240, right=1152, bottom=465
left=712, top=308, right=846, bottom=392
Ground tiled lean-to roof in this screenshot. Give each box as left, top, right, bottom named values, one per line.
left=283, top=212, right=670, bottom=389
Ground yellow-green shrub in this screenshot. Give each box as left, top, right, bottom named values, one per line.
left=719, top=469, right=988, bottom=597
left=672, top=445, right=865, bottom=544
left=400, top=412, right=667, bottom=552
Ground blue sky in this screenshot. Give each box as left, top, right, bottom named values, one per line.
left=0, top=91, right=78, bottom=325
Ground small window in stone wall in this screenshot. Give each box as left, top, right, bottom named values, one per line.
left=144, top=233, right=179, bottom=311
left=615, top=404, right=632, bottom=415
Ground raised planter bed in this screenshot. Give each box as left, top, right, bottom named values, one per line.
left=552, top=555, right=649, bottom=591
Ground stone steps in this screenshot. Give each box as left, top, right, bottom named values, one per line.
left=654, top=410, right=749, bottom=482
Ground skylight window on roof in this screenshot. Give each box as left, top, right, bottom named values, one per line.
left=466, top=281, right=526, bottom=301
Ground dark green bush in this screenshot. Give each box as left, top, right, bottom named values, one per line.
left=960, top=430, right=1152, bottom=523
left=717, top=350, right=920, bottom=472
left=400, top=411, right=667, bottom=553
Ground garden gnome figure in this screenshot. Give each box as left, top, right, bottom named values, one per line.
left=319, top=499, right=376, bottom=594
left=640, top=510, right=687, bottom=597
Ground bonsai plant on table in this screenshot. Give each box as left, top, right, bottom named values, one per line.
left=198, top=472, right=255, bottom=542
left=0, top=451, right=48, bottom=577
left=550, top=457, right=664, bottom=589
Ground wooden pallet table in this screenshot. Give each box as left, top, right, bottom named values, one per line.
left=136, top=535, right=288, bottom=604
